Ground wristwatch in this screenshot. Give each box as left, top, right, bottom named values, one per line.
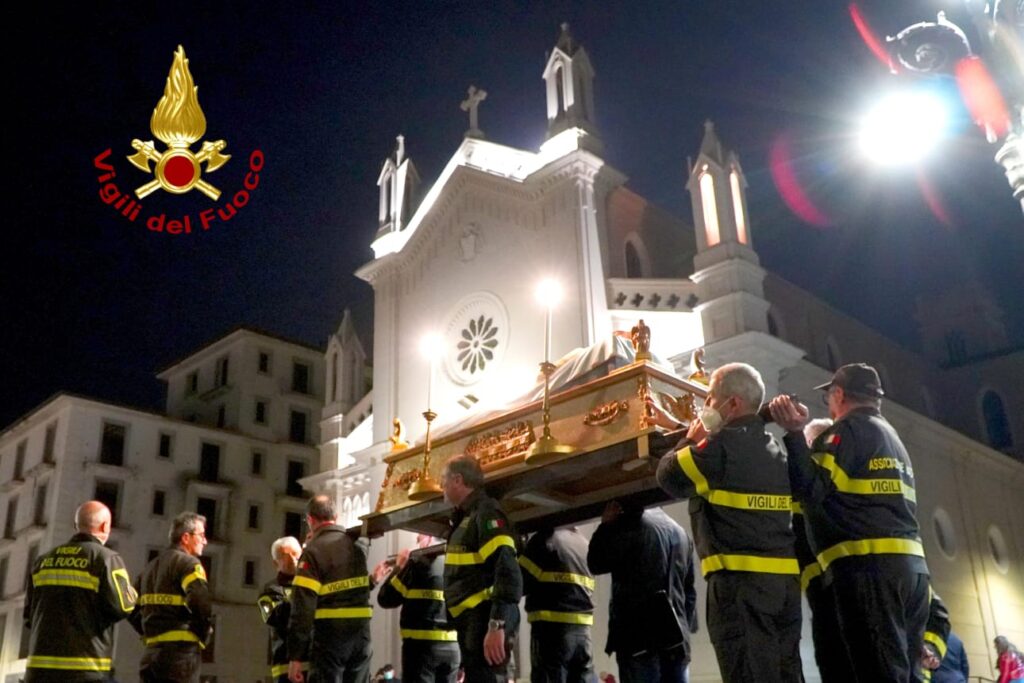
left=488, top=619, right=505, bottom=632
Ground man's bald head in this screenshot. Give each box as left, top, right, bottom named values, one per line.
left=75, top=501, right=112, bottom=544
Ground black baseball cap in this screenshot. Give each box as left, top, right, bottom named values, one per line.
left=813, top=363, right=884, bottom=397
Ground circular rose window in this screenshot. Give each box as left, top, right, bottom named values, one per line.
left=444, top=292, right=510, bottom=386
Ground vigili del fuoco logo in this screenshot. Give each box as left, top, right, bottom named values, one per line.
left=92, top=45, right=264, bottom=235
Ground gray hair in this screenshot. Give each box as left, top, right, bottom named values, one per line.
left=712, top=363, right=765, bottom=412
left=443, top=455, right=485, bottom=489
left=169, top=512, right=206, bottom=545
left=270, top=536, right=301, bottom=561
left=306, top=494, right=336, bottom=523
left=804, top=418, right=834, bottom=447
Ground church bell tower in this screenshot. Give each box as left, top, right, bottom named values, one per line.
left=542, top=24, right=599, bottom=142
left=376, top=134, right=420, bottom=239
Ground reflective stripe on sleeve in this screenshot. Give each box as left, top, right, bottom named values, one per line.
left=816, top=537, right=925, bottom=572
left=518, top=556, right=595, bottom=590
left=400, top=628, right=458, bottom=641
left=32, top=569, right=100, bottom=591
left=800, top=562, right=823, bottom=592
left=447, top=586, right=493, bottom=617
left=445, top=535, right=516, bottom=565
left=811, top=453, right=917, bottom=503
left=700, top=554, right=799, bottom=577
left=139, top=593, right=186, bottom=606
left=527, top=610, right=594, bottom=625
left=389, top=575, right=445, bottom=601
left=181, top=563, right=207, bottom=591
left=319, top=575, right=370, bottom=596
left=26, top=656, right=112, bottom=671
left=271, top=662, right=308, bottom=677
left=676, top=448, right=791, bottom=511
left=144, top=630, right=204, bottom=647
left=924, top=631, right=948, bottom=660
left=314, top=607, right=373, bottom=619
left=292, top=574, right=322, bottom=593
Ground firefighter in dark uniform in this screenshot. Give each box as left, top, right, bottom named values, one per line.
left=131, top=511, right=213, bottom=683
left=771, top=363, right=930, bottom=683
left=258, top=536, right=304, bottom=683
left=519, top=526, right=595, bottom=683
left=287, top=494, right=373, bottom=683
left=920, top=590, right=951, bottom=682
left=440, top=455, right=522, bottom=683
left=587, top=502, right=697, bottom=683
left=655, top=362, right=802, bottom=683
left=23, top=501, right=136, bottom=682
left=374, top=534, right=460, bottom=682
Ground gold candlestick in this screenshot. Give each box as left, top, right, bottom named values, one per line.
left=526, top=361, right=575, bottom=466
left=408, top=409, right=443, bottom=500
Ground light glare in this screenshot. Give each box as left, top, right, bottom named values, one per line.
left=420, top=333, right=444, bottom=359
left=535, top=278, right=563, bottom=308
left=858, top=91, right=950, bottom=166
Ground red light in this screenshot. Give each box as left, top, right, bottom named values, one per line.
left=955, top=57, right=1010, bottom=140
left=769, top=135, right=831, bottom=228
left=849, top=3, right=893, bottom=70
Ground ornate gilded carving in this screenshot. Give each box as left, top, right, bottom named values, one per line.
left=465, top=421, right=536, bottom=467
left=389, top=418, right=409, bottom=452
left=657, top=392, right=698, bottom=425
left=584, top=400, right=630, bottom=427
left=637, top=376, right=653, bottom=429
left=688, top=348, right=709, bottom=385
left=631, top=319, right=652, bottom=362
left=376, top=462, right=396, bottom=511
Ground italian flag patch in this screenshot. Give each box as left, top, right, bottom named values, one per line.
left=486, top=519, right=505, bottom=530
left=825, top=434, right=841, bottom=447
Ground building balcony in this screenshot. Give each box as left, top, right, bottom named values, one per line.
left=26, top=461, right=55, bottom=478
left=606, top=277, right=698, bottom=311
left=199, top=383, right=232, bottom=402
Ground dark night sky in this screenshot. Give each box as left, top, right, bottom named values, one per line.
left=3, top=1, right=1022, bottom=427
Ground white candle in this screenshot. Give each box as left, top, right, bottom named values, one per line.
left=426, top=355, right=434, bottom=412
left=544, top=306, right=552, bottom=364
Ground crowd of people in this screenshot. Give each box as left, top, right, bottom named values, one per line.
left=19, top=362, right=1023, bottom=683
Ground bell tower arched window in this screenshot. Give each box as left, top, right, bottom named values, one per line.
left=699, top=169, right=720, bottom=247
left=982, top=390, right=1013, bottom=450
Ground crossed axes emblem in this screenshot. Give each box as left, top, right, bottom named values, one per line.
left=128, top=139, right=230, bottom=200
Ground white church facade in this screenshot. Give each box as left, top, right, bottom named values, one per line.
left=314, top=25, right=1024, bottom=682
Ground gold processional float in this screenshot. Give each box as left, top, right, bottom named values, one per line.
left=361, top=321, right=710, bottom=538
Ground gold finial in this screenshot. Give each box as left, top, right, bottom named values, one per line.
left=631, top=319, right=652, bottom=362
left=688, top=348, right=709, bottom=385
left=389, top=418, right=409, bottom=452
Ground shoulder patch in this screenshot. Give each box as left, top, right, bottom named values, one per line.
left=825, top=434, right=840, bottom=447
left=485, top=518, right=506, bottom=531
left=696, top=438, right=708, bottom=450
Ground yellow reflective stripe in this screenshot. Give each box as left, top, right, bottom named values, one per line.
left=518, top=556, right=595, bottom=590
left=314, top=607, right=373, bottom=619
left=448, top=586, right=493, bottom=617
left=111, top=567, right=137, bottom=613
left=144, top=630, right=203, bottom=646
left=816, top=538, right=925, bottom=572
left=700, top=554, right=799, bottom=577
left=800, top=562, right=823, bottom=592
left=812, top=453, right=916, bottom=503
left=388, top=574, right=445, bottom=600
left=924, top=630, right=948, bottom=660
left=400, top=628, right=458, bottom=641
left=139, top=593, right=186, bottom=606
left=272, top=662, right=308, bottom=677
left=181, top=563, right=207, bottom=591
left=26, top=656, right=112, bottom=671
left=528, top=610, right=594, bottom=625
left=446, top=535, right=516, bottom=565
left=791, top=501, right=803, bottom=514
left=293, top=575, right=322, bottom=593
left=32, top=569, right=100, bottom=591
left=676, top=448, right=791, bottom=511
left=319, top=575, right=370, bottom=595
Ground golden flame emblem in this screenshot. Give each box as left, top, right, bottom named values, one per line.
left=127, top=46, right=230, bottom=200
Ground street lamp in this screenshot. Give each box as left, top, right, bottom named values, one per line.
left=857, top=89, right=952, bottom=165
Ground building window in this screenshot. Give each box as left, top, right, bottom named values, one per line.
left=248, top=504, right=260, bottom=530
left=981, top=390, right=1014, bottom=450
left=289, top=411, right=308, bottom=444
left=243, top=559, right=257, bottom=587
left=292, top=362, right=311, bottom=394
left=93, top=481, right=120, bottom=526
left=199, top=443, right=221, bottom=482
left=825, top=339, right=841, bottom=372
left=932, top=508, right=957, bottom=560
left=3, top=497, right=17, bottom=539
left=767, top=311, right=780, bottom=338
left=42, top=423, right=57, bottom=463
left=215, top=356, right=230, bottom=388
left=331, top=352, right=338, bottom=403
left=625, top=241, right=643, bottom=278
left=286, top=460, right=306, bottom=498
left=33, top=483, right=47, bottom=526
left=699, top=169, right=720, bottom=247
left=158, top=433, right=173, bottom=459
left=987, top=525, right=1010, bottom=574
left=99, top=422, right=126, bottom=466
left=147, top=548, right=161, bottom=563
left=254, top=400, right=268, bottom=425
left=14, top=441, right=26, bottom=481
left=216, top=405, right=226, bottom=428
left=258, top=351, right=271, bottom=374
left=284, top=512, right=302, bottom=539
left=24, top=543, right=39, bottom=590
left=196, top=497, right=217, bottom=540
left=730, top=170, right=748, bottom=245
left=251, top=450, right=264, bottom=476
left=152, top=489, right=166, bottom=516
left=0, top=556, right=8, bottom=597
left=186, top=371, right=199, bottom=396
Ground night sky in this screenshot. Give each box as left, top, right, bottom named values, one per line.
left=4, top=1, right=1022, bottom=428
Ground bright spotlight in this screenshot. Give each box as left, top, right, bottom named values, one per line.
left=535, top=278, right=563, bottom=308
left=420, top=333, right=444, bottom=360
left=857, top=90, right=950, bottom=166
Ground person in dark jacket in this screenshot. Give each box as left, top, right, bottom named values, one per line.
left=258, top=536, right=304, bottom=682
left=287, top=494, right=373, bottom=683
left=519, top=527, right=596, bottom=683
left=771, top=363, right=930, bottom=683
left=375, top=534, right=460, bottom=683
left=921, top=591, right=952, bottom=682
left=131, top=511, right=213, bottom=683
left=587, top=502, right=697, bottom=683
left=24, top=500, right=137, bottom=682
left=655, top=362, right=802, bottom=683
left=441, top=455, right=522, bottom=683
left=932, top=631, right=969, bottom=683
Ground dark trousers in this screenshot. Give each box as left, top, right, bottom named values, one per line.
left=829, top=557, right=929, bottom=683
left=807, top=580, right=856, bottom=683
left=25, top=672, right=113, bottom=683
left=706, top=572, right=803, bottom=683
left=529, top=622, right=596, bottom=683
left=402, top=639, right=460, bottom=683
left=309, top=621, right=373, bottom=683
left=454, top=605, right=517, bottom=683
left=139, top=644, right=201, bottom=683
left=616, top=649, right=688, bottom=683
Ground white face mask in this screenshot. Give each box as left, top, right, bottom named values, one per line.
left=383, top=673, right=393, bottom=680
left=699, top=405, right=724, bottom=433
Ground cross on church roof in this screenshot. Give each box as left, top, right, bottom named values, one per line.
left=460, top=85, right=487, bottom=139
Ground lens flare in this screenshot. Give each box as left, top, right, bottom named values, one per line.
left=849, top=3, right=892, bottom=69
left=916, top=171, right=954, bottom=229
left=857, top=90, right=950, bottom=165
left=769, top=135, right=831, bottom=228
left=955, top=57, right=1010, bottom=141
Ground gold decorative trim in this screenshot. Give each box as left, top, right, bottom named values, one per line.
left=583, top=400, right=630, bottom=427
left=466, top=421, right=536, bottom=467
